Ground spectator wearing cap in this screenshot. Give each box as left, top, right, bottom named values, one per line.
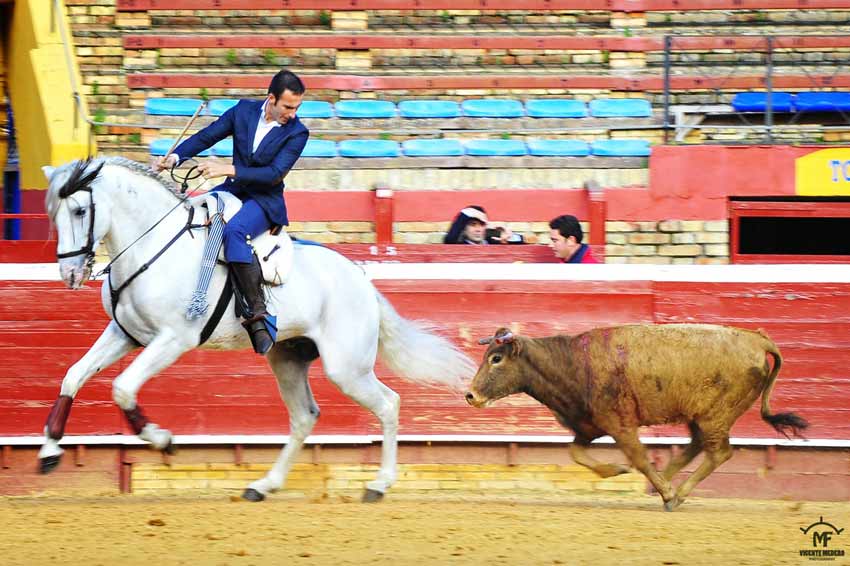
left=549, top=214, right=600, bottom=263
left=444, top=206, right=523, bottom=245
left=444, top=206, right=491, bottom=244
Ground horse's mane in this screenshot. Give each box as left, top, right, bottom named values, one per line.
left=49, top=156, right=181, bottom=202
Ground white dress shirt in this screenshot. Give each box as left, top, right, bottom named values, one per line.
left=252, top=99, right=281, bottom=152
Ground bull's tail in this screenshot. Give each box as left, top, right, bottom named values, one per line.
left=375, top=290, right=476, bottom=391
left=759, top=338, right=809, bottom=439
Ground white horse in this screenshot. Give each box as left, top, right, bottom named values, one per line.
left=39, top=156, right=475, bottom=502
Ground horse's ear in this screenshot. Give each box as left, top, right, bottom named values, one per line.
left=42, top=166, right=56, bottom=180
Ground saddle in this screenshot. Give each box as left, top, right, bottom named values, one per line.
left=187, top=192, right=294, bottom=286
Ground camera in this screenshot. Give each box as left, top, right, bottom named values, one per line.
left=486, top=228, right=525, bottom=245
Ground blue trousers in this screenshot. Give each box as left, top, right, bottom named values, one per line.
left=222, top=198, right=273, bottom=264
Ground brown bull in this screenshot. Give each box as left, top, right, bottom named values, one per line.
left=465, top=324, right=808, bottom=511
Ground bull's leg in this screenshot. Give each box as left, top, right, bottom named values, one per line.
left=111, top=331, right=194, bottom=451
left=568, top=436, right=631, bottom=478
left=610, top=428, right=677, bottom=509
left=243, top=344, right=318, bottom=502
left=672, top=430, right=733, bottom=509
left=661, top=422, right=704, bottom=481
left=39, top=322, right=138, bottom=473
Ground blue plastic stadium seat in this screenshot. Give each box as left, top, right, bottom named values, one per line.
left=525, top=99, right=588, bottom=118
left=731, top=92, right=794, bottom=112
left=461, top=99, right=524, bottom=118
left=526, top=139, right=591, bottom=157
left=302, top=139, right=338, bottom=158
left=207, top=99, right=239, bottom=116
left=402, top=139, right=465, bottom=157
left=145, top=98, right=204, bottom=116
left=591, top=139, right=651, bottom=157
left=338, top=140, right=401, bottom=158
left=334, top=100, right=397, bottom=119
left=150, top=138, right=210, bottom=156
left=297, top=100, right=334, bottom=118
left=589, top=98, right=652, bottom=118
left=211, top=138, right=233, bottom=157
left=464, top=139, right=527, bottom=156
left=398, top=100, right=461, bottom=118
left=793, top=91, right=850, bottom=112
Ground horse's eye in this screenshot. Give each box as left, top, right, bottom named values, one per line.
left=74, top=208, right=86, bottom=217
left=491, top=354, right=503, bottom=364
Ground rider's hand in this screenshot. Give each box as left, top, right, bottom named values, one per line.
left=155, top=153, right=178, bottom=172
left=197, top=160, right=236, bottom=180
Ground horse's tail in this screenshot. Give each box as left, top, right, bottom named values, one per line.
left=375, top=291, right=476, bottom=390
left=758, top=333, right=809, bottom=439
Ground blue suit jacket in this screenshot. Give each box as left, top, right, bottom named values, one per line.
left=174, top=99, right=309, bottom=226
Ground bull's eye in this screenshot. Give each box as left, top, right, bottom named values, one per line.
left=73, top=207, right=86, bottom=217
left=491, top=354, right=503, bottom=364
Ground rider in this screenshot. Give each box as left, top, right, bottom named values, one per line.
left=156, top=69, right=309, bottom=355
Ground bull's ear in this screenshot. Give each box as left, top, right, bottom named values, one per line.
left=507, top=337, right=524, bottom=358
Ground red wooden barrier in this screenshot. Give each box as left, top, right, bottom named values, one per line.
left=1, top=271, right=848, bottom=442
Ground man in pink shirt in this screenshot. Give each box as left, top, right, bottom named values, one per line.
left=549, top=214, right=600, bottom=264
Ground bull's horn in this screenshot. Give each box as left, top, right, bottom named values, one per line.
left=494, top=332, right=515, bottom=344
left=478, top=337, right=493, bottom=345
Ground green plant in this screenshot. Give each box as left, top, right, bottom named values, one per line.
left=91, top=81, right=100, bottom=96
left=199, top=87, right=209, bottom=101
left=225, top=48, right=238, bottom=65
left=600, top=50, right=610, bottom=64
left=379, top=132, right=392, bottom=141
left=92, top=107, right=107, bottom=135
left=263, top=49, right=277, bottom=65
left=319, top=10, right=331, bottom=26
left=664, top=13, right=673, bottom=23
left=500, top=132, right=511, bottom=140
left=440, top=10, right=451, bottom=23
left=622, top=27, right=633, bottom=37
left=127, top=132, right=141, bottom=144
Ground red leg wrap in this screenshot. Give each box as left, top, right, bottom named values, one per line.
left=46, top=395, right=74, bottom=440
left=123, top=405, right=150, bottom=435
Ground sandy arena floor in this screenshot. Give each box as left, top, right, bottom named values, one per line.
left=0, top=492, right=847, bottom=566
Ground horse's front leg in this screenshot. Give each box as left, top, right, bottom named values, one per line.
left=39, top=322, right=138, bottom=473
left=111, top=331, right=194, bottom=452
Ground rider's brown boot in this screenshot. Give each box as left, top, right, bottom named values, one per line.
left=230, top=259, right=274, bottom=355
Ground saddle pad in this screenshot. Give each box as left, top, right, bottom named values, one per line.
left=186, top=192, right=293, bottom=285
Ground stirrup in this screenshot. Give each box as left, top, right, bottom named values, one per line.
left=242, top=316, right=274, bottom=355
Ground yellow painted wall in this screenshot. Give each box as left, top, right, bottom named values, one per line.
left=0, top=26, right=8, bottom=183
left=796, top=147, right=850, bottom=196
left=8, top=0, right=95, bottom=190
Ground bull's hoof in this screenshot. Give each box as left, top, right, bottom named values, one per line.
left=241, top=488, right=266, bottom=502
left=362, top=489, right=385, bottom=503
left=39, top=455, right=62, bottom=475
left=663, top=496, right=683, bottom=512
left=597, top=464, right=631, bottom=478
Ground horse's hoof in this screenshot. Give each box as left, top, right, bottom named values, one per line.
left=241, top=488, right=266, bottom=502
left=39, top=455, right=62, bottom=475
left=663, top=496, right=683, bottom=512
left=162, top=440, right=177, bottom=455
left=362, top=489, right=385, bottom=503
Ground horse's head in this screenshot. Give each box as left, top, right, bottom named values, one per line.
left=43, top=158, right=108, bottom=289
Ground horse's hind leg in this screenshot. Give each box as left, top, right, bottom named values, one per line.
left=111, top=331, right=193, bottom=451
left=39, top=322, right=138, bottom=473
left=243, top=343, right=318, bottom=502
left=332, top=370, right=400, bottom=502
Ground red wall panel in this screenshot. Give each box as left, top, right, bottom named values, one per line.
left=1, top=278, right=847, bottom=441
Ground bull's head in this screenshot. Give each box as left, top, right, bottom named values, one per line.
left=465, top=327, right=526, bottom=408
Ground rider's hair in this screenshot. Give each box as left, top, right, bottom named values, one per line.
left=268, top=70, right=305, bottom=99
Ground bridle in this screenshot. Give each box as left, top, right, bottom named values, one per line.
left=54, top=186, right=97, bottom=274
